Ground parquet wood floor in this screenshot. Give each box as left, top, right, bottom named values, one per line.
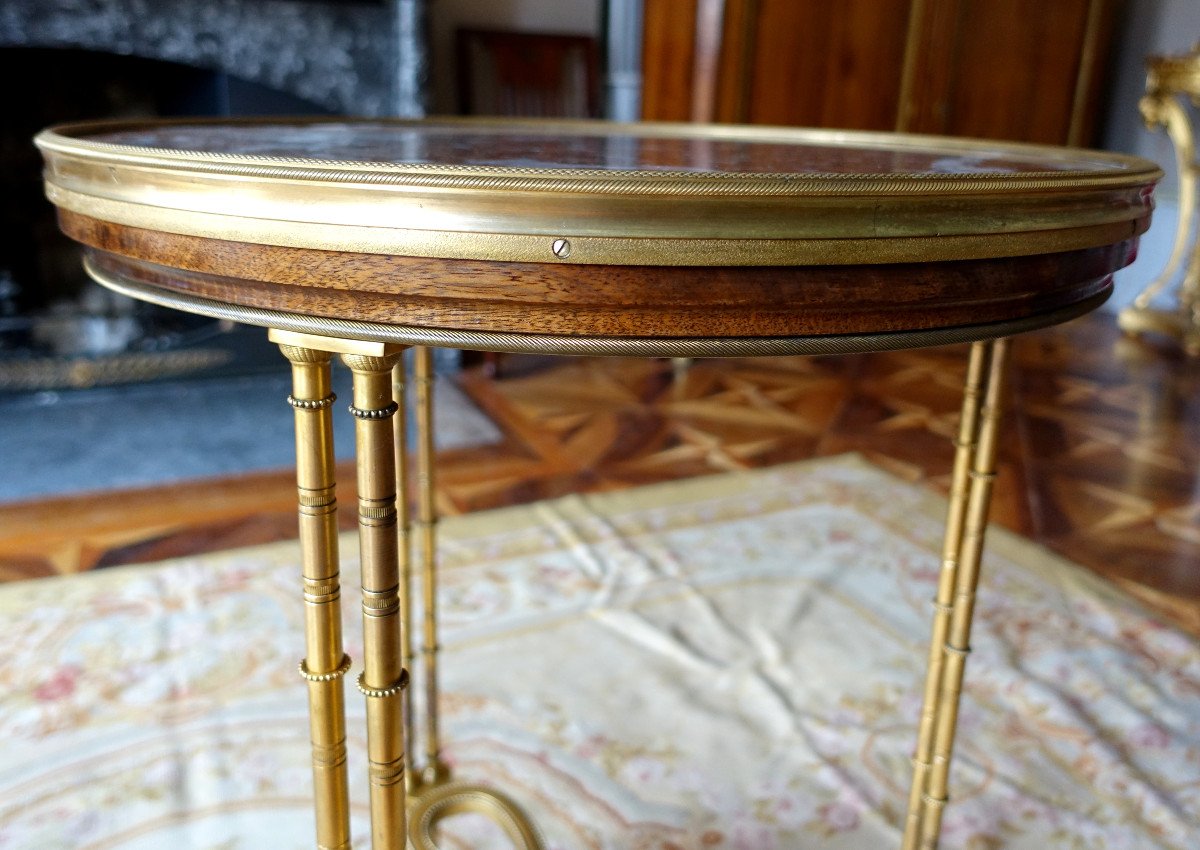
left=2, top=312, right=1197, bottom=634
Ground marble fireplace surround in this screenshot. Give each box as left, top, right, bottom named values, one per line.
left=1, top=0, right=430, bottom=117
left=0, top=1, right=426, bottom=387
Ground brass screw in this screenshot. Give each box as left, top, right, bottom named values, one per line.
left=552, top=238, right=571, bottom=259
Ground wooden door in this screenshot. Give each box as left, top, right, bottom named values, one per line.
left=640, top=0, right=1117, bottom=146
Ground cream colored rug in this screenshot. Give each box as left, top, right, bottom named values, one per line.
left=0, top=455, right=1196, bottom=849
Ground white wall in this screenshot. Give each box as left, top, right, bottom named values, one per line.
left=428, top=0, right=602, bottom=115
left=1101, top=0, right=1200, bottom=309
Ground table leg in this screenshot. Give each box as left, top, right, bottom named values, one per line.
left=278, top=344, right=352, bottom=850
left=394, top=356, right=417, bottom=795
left=414, top=346, right=450, bottom=787
left=901, top=337, right=1010, bottom=850
left=274, top=333, right=539, bottom=848
left=343, top=351, right=411, bottom=850
left=403, top=345, right=545, bottom=850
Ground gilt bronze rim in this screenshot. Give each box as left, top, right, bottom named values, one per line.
left=38, top=117, right=1161, bottom=267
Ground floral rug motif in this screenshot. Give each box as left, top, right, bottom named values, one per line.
left=0, top=455, right=1196, bottom=849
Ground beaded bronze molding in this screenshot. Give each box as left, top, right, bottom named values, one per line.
left=298, top=654, right=353, bottom=683
left=288, top=393, right=337, bottom=410
left=349, top=402, right=399, bottom=420
left=356, top=669, right=410, bottom=699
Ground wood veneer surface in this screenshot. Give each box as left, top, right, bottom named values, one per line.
left=68, top=212, right=1131, bottom=338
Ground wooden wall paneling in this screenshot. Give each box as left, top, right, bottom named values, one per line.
left=902, top=0, right=1117, bottom=145
left=746, top=0, right=914, bottom=130
left=641, top=0, right=699, bottom=120
left=895, top=0, right=961, bottom=134
left=745, top=0, right=831, bottom=126
left=642, top=0, right=749, bottom=124
left=713, top=0, right=760, bottom=123
left=945, top=0, right=1093, bottom=144
left=1067, top=0, right=1120, bottom=147
left=691, top=0, right=726, bottom=122
left=820, top=0, right=914, bottom=131
left=640, top=0, right=1117, bottom=144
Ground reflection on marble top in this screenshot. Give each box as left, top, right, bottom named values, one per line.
left=82, top=121, right=1128, bottom=176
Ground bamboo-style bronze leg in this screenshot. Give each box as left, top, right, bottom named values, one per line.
left=414, top=346, right=450, bottom=788
left=343, top=349, right=410, bottom=850
left=273, top=333, right=539, bottom=848
left=901, top=341, right=991, bottom=849
left=394, top=355, right=417, bottom=794
left=277, top=342, right=352, bottom=850
left=903, top=337, right=1011, bottom=850
left=404, top=345, right=545, bottom=850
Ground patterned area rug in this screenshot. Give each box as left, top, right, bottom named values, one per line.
left=0, top=455, right=1196, bottom=849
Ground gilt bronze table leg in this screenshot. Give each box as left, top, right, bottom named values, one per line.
left=902, top=337, right=1011, bottom=850
left=274, top=331, right=538, bottom=848
left=393, top=355, right=417, bottom=795
left=278, top=342, right=353, bottom=850
left=343, top=348, right=411, bottom=850
left=404, top=345, right=545, bottom=850
left=414, top=346, right=450, bottom=788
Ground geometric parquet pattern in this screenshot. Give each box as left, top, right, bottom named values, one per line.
left=1, top=311, right=1197, bottom=634
left=440, top=314, right=1200, bottom=634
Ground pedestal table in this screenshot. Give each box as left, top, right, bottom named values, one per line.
left=36, top=118, right=1161, bottom=850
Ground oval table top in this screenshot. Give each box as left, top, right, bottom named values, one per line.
left=37, top=118, right=1162, bottom=357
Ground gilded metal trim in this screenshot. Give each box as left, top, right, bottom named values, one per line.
left=1144, top=41, right=1200, bottom=98
left=0, top=348, right=231, bottom=391
left=36, top=117, right=1161, bottom=193
left=87, top=256, right=1111, bottom=358
left=38, top=117, right=1160, bottom=266
left=348, top=402, right=400, bottom=420
left=288, top=393, right=337, bottom=410
left=45, top=185, right=1153, bottom=266
left=355, top=669, right=410, bottom=699
left=270, top=328, right=403, bottom=357
left=299, top=655, right=353, bottom=683
left=408, top=781, right=545, bottom=850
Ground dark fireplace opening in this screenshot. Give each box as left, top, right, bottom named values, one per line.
left=0, top=47, right=333, bottom=392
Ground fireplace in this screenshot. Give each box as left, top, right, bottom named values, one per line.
left=0, top=0, right=429, bottom=391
